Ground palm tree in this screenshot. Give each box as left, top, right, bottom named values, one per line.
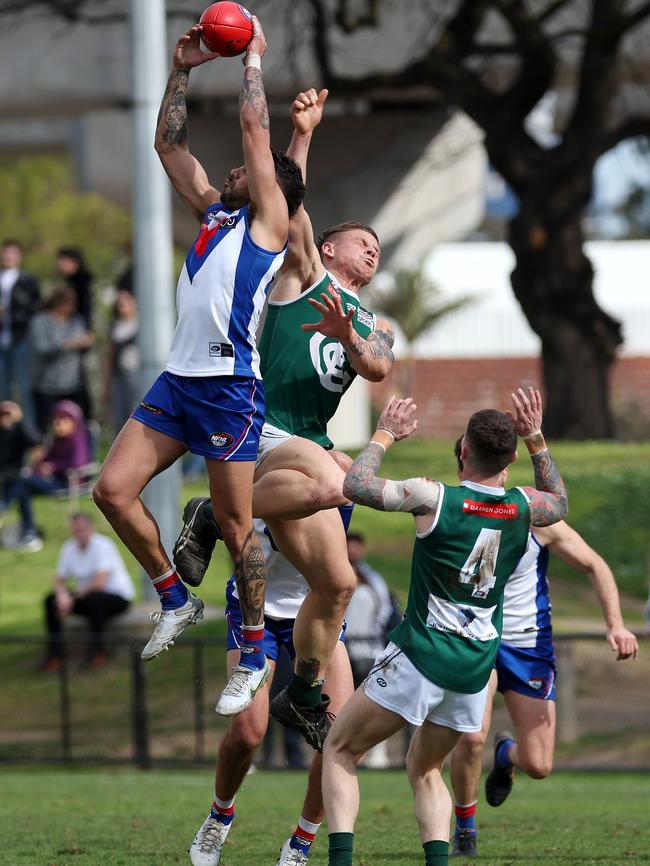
left=369, top=267, right=474, bottom=395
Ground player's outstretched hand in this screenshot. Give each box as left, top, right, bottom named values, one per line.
left=291, top=88, right=329, bottom=135
left=608, top=625, right=640, bottom=661
left=245, top=15, right=267, bottom=59
left=301, top=286, right=355, bottom=342
left=510, top=386, right=543, bottom=438
left=174, top=26, right=220, bottom=70
left=377, top=396, right=418, bottom=443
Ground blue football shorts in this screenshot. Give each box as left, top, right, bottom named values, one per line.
left=495, top=640, right=557, bottom=701
left=131, top=371, right=265, bottom=461
left=225, top=578, right=346, bottom=663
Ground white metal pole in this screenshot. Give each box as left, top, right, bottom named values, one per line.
left=130, top=0, right=180, bottom=598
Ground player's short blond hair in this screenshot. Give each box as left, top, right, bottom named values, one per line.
left=316, top=222, right=379, bottom=253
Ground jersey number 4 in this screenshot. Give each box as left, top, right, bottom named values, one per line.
left=458, top=528, right=502, bottom=598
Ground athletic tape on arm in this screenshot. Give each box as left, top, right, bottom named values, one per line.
left=382, top=477, right=440, bottom=514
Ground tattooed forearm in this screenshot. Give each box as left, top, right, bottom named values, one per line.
left=343, top=325, right=395, bottom=375
left=156, top=68, right=189, bottom=147
left=240, top=68, right=269, bottom=129
left=367, top=327, right=395, bottom=364
left=342, top=442, right=389, bottom=510
left=233, top=528, right=266, bottom=626
left=523, top=449, right=568, bottom=526
left=343, top=330, right=367, bottom=358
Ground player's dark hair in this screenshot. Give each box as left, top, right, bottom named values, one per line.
left=454, top=436, right=464, bottom=472
left=2, top=238, right=22, bottom=250
left=271, top=147, right=305, bottom=217
left=464, top=410, right=516, bottom=474
left=316, top=222, right=379, bottom=253
left=347, top=532, right=365, bottom=544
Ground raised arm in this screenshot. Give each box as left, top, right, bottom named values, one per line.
left=535, top=522, right=639, bottom=660
left=343, top=396, right=440, bottom=532
left=512, top=388, right=568, bottom=527
left=273, top=88, right=330, bottom=290
left=270, top=88, right=328, bottom=302
left=239, top=18, right=290, bottom=251
left=154, top=26, right=220, bottom=222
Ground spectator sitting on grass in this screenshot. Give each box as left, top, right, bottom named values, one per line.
left=43, top=512, right=135, bottom=671
left=3, top=401, right=91, bottom=549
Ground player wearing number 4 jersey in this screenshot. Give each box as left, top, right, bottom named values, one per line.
left=449, top=429, right=639, bottom=858
left=322, top=388, right=569, bottom=866
left=93, top=19, right=305, bottom=710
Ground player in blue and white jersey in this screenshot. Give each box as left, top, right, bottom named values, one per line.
left=449, top=441, right=639, bottom=859
left=188, top=517, right=354, bottom=866
left=93, top=19, right=305, bottom=712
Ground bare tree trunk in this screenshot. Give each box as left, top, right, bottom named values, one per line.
left=509, top=211, right=622, bottom=439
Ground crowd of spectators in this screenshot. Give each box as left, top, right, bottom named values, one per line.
left=0, top=237, right=143, bottom=551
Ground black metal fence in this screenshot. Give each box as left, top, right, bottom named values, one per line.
left=0, top=633, right=647, bottom=769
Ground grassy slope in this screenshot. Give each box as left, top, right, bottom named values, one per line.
left=0, top=768, right=649, bottom=865
left=1, top=440, right=649, bottom=636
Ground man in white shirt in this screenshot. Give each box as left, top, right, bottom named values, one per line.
left=43, top=512, right=135, bottom=670
left=0, top=239, right=40, bottom=428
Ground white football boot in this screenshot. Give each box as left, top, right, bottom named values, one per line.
left=215, top=662, right=270, bottom=716
left=276, top=839, right=310, bottom=865
left=141, top=593, right=204, bottom=661
left=189, top=815, right=231, bottom=866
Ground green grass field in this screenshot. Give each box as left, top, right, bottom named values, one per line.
left=1, top=768, right=649, bottom=865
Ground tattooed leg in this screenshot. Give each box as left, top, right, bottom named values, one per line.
left=205, top=459, right=264, bottom=628
left=233, top=528, right=266, bottom=626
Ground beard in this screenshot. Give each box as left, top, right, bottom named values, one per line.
left=221, top=188, right=237, bottom=207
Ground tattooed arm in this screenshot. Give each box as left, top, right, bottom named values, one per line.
left=342, top=396, right=440, bottom=532
left=345, top=317, right=396, bottom=382
left=154, top=26, right=220, bottom=221
left=511, top=387, right=568, bottom=527
left=301, top=296, right=396, bottom=382
left=239, top=18, right=290, bottom=251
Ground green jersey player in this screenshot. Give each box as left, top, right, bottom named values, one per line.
left=173, top=88, right=395, bottom=740
left=322, top=388, right=568, bottom=866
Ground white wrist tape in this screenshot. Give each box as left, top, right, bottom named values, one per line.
left=523, top=428, right=542, bottom=440
left=245, top=52, right=261, bottom=70
left=382, top=477, right=440, bottom=513
left=376, top=426, right=396, bottom=442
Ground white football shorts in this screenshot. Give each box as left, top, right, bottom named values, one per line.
left=363, top=641, right=489, bottom=732
left=256, top=422, right=297, bottom=467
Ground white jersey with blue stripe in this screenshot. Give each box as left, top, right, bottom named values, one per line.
left=166, top=202, right=287, bottom=379
left=228, top=518, right=308, bottom=621
left=501, top=532, right=553, bottom=649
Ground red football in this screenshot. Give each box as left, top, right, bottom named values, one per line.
left=199, top=2, right=254, bottom=57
